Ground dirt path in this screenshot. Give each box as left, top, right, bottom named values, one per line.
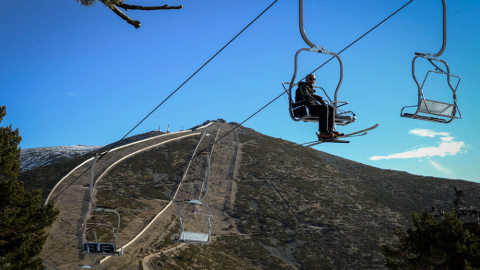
left=142, top=243, right=187, bottom=270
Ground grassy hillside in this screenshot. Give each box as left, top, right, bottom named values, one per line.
left=19, top=122, right=480, bottom=269
left=148, top=124, right=480, bottom=269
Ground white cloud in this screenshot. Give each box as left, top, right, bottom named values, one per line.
left=408, top=129, right=449, bottom=138
left=370, top=129, right=465, bottom=161
left=428, top=160, right=452, bottom=176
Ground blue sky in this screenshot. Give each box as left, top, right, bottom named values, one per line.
left=1, top=0, right=479, bottom=182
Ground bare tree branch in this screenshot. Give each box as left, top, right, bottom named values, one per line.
left=106, top=3, right=141, bottom=28
left=97, top=0, right=183, bottom=28
left=117, top=3, right=183, bottom=11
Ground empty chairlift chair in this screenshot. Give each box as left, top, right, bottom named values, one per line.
left=401, top=68, right=461, bottom=123
left=81, top=208, right=123, bottom=256
left=174, top=199, right=212, bottom=244
left=172, top=152, right=212, bottom=245
left=400, top=0, right=461, bottom=123
left=81, top=154, right=123, bottom=257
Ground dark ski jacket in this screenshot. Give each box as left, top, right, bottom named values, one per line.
left=295, top=82, right=326, bottom=106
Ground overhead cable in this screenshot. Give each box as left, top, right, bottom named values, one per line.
left=45, top=0, right=279, bottom=205
left=45, top=0, right=415, bottom=261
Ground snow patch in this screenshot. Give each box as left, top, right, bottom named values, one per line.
left=20, top=145, right=103, bottom=172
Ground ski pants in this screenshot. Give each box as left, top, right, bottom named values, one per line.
left=308, top=104, right=335, bottom=133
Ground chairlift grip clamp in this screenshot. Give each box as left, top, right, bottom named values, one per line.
left=310, top=46, right=329, bottom=54
left=425, top=53, right=439, bottom=61
left=415, top=52, right=438, bottom=61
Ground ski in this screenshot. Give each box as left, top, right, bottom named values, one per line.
left=306, top=139, right=350, bottom=146
left=340, top=123, right=379, bottom=137
left=301, top=124, right=379, bottom=147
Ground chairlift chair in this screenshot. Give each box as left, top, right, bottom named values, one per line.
left=285, top=0, right=356, bottom=127
left=401, top=65, right=461, bottom=123
left=283, top=82, right=356, bottom=126
left=173, top=199, right=212, bottom=244
left=400, top=0, right=461, bottom=123
left=81, top=154, right=123, bottom=256
left=81, top=208, right=123, bottom=256
left=172, top=153, right=212, bottom=244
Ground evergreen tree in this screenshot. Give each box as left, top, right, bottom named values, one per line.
left=0, top=105, right=59, bottom=270
left=0, top=106, right=21, bottom=180
left=382, top=210, right=480, bottom=269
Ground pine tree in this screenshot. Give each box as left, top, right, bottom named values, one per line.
left=0, top=105, right=59, bottom=270
left=0, top=106, right=21, bottom=180
left=382, top=210, right=480, bottom=269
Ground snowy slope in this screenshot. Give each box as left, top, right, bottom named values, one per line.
left=20, top=145, right=103, bottom=172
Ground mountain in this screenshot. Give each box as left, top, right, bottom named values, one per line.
left=18, top=121, right=480, bottom=269
left=20, top=145, right=103, bottom=172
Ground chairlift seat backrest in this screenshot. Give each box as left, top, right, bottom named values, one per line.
left=100, top=243, right=115, bottom=253
left=83, top=243, right=99, bottom=253
left=83, top=243, right=122, bottom=255
left=419, top=99, right=454, bottom=116
left=292, top=101, right=307, bottom=118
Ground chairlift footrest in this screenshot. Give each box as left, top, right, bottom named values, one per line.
left=402, top=113, right=447, bottom=123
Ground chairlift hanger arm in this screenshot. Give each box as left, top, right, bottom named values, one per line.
left=298, top=0, right=334, bottom=55
left=299, top=0, right=316, bottom=49
left=298, top=1, right=334, bottom=53
left=415, top=0, right=447, bottom=58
